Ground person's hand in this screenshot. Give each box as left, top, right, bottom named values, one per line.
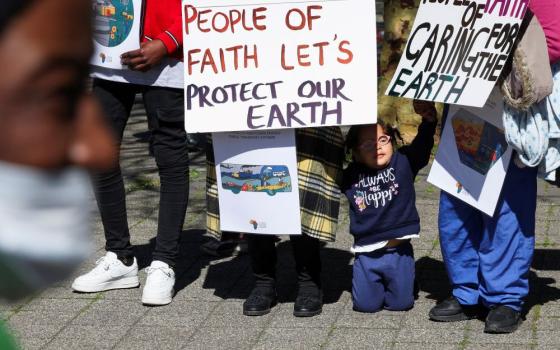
left=413, top=100, right=437, bottom=123
left=121, top=40, right=167, bottom=72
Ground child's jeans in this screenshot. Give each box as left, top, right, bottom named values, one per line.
left=352, top=241, right=415, bottom=313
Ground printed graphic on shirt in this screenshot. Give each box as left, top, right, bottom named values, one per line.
left=452, top=110, right=508, bottom=175
left=220, top=164, right=292, bottom=196
left=93, top=0, right=135, bottom=48
left=353, top=167, right=399, bottom=210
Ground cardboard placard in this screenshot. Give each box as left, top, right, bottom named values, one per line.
left=182, top=0, right=378, bottom=132
left=427, top=88, right=512, bottom=216
left=386, top=0, right=528, bottom=107
left=213, top=130, right=302, bottom=235
left=91, top=0, right=142, bottom=69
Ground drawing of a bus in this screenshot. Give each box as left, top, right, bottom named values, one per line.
left=220, top=164, right=292, bottom=196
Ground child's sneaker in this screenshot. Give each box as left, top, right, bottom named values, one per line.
left=72, top=252, right=139, bottom=292
left=141, top=261, right=175, bottom=306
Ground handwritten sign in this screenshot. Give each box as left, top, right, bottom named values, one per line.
left=386, top=0, right=528, bottom=107
left=182, top=0, right=377, bottom=132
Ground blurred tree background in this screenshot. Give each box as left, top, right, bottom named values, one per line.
left=377, top=0, right=442, bottom=143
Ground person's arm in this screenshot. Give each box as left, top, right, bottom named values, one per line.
left=399, top=101, right=438, bottom=177
left=154, top=11, right=183, bottom=56
left=121, top=1, right=182, bottom=71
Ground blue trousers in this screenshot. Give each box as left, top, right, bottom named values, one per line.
left=439, top=161, right=537, bottom=312
left=352, top=241, right=415, bottom=313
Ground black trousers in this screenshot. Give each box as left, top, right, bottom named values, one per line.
left=92, top=79, right=189, bottom=267
left=247, top=234, right=322, bottom=291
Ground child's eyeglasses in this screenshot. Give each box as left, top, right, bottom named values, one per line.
left=359, top=136, right=391, bottom=150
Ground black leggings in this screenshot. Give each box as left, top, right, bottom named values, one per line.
left=247, top=234, right=322, bottom=291
left=92, top=79, right=189, bottom=267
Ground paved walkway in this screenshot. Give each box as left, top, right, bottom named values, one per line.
left=3, top=102, right=560, bottom=349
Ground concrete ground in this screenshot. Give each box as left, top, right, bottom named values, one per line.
left=3, top=100, right=560, bottom=350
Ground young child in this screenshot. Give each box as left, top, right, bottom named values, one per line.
left=342, top=101, right=437, bottom=312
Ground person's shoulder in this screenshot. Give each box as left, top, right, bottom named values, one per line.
left=342, top=162, right=359, bottom=185
left=343, top=162, right=356, bottom=176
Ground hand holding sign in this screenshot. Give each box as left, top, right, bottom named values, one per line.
left=413, top=100, right=437, bottom=123
left=121, top=40, right=168, bottom=72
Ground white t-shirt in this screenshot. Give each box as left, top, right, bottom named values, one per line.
left=90, top=57, right=184, bottom=89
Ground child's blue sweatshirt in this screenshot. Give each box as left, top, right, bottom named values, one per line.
left=342, top=120, right=437, bottom=246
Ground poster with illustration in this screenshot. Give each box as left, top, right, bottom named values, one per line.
left=182, top=0, right=377, bottom=132
left=213, top=130, right=301, bottom=235
left=90, top=0, right=142, bottom=69
left=427, top=88, right=512, bottom=216
left=221, top=164, right=292, bottom=196
left=385, top=0, right=528, bottom=107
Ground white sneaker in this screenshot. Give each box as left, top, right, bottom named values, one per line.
left=141, top=261, right=175, bottom=306
left=71, top=252, right=139, bottom=292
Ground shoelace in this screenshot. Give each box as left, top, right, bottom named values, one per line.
left=145, top=266, right=172, bottom=278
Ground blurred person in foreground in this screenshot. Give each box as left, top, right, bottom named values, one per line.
left=0, top=0, right=116, bottom=347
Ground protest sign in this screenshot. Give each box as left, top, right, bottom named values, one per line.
left=182, top=0, right=377, bottom=133
left=427, top=88, right=512, bottom=216
left=213, top=130, right=302, bottom=235
left=386, top=0, right=529, bottom=107
left=91, top=0, right=142, bottom=69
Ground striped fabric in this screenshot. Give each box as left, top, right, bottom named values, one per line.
left=206, top=127, right=345, bottom=242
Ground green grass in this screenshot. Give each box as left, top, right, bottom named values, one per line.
left=426, top=184, right=435, bottom=194
left=125, top=177, right=160, bottom=193
left=190, top=168, right=201, bottom=180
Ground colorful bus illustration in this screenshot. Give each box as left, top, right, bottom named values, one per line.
left=220, top=164, right=292, bottom=196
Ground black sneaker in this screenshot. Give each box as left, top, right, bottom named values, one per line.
left=429, top=296, right=483, bottom=322
left=243, top=287, right=277, bottom=316
left=484, top=305, right=521, bottom=334
left=294, top=289, right=323, bottom=317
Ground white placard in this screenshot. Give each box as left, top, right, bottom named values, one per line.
left=182, top=0, right=377, bottom=132
left=427, top=88, right=512, bottom=216
left=91, top=0, right=142, bottom=69
left=386, top=0, right=528, bottom=107
left=213, top=130, right=302, bottom=235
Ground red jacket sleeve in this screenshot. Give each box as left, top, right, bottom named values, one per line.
left=155, top=1, right=183, bottom=55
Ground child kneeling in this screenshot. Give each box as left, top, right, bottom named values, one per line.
left=342, top=101, right=437, bottom=312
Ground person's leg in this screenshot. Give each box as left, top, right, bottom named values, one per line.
left=290, top=234, right=323, bottom=316
left=244, top=234, right=278, bottom=316
left=142, top=87, right=189, bottom=267
left=91, top=79, right=136, bottom=260
left=479, top=162, right=536, bottom=331
left=384, top=241, right=415, bottom=311
left=72, top=80, right=139, bottom=293
left=247, top=235, right=278, bottom=288
left=438, top=191, right=483, bottom=306
left=352, top=252, right=385, bottom=313
left=430, top=191, right=485, bottom=321
left=290, top=234, right=322, bottom=291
